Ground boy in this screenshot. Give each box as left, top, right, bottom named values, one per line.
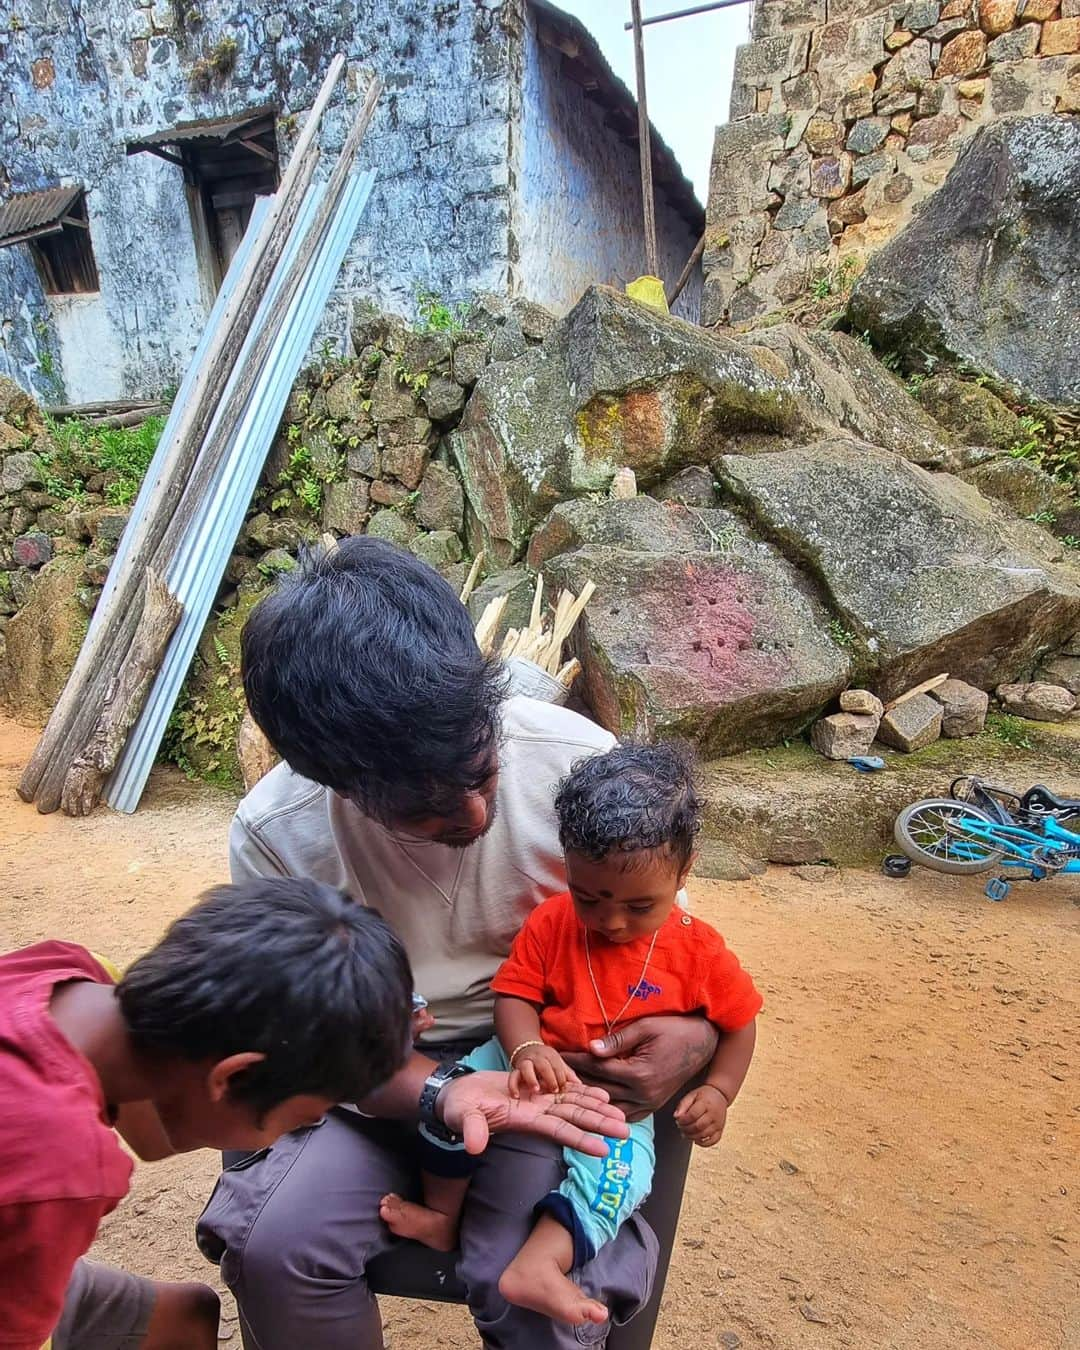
left=0, top=877, right=412, bottom=1350
left=381, top=743, right=762, bottom=1326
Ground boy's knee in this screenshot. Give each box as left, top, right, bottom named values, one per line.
left=144, top=1281, right=219, bottom=1350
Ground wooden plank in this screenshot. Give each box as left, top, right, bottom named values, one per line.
left=666, top=232, right=705, bottom=306
left=884, top=673, right=949, bottom=712
left=18, top=55, right=348, bottom=809
left=60, top=570, right=183, bottom=817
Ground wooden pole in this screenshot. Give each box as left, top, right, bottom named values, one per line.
left=30, top=77, right=384, bottom=814
left=18, top=55, right=347, bottom=807
left=666, top=232, right=706, bottom=307
left=60, top=571, right=183, bottom=817
left=630, top=0, right=659, bottom=279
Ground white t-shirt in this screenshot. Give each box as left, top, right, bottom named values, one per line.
left=229, top=696, right=615, bottom=1042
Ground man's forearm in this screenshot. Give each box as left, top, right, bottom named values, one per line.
left=705, top=1019, right=757, bottom=1105
left=354, top=1050, right=438, bottom=1120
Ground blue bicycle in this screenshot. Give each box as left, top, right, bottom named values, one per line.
left=894, top=778, right=1080, bottom=901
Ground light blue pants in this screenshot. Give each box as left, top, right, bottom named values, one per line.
left=459, top=1038, right=656, bottom=1267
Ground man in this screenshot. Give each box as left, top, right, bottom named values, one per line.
left=197, top=537, right=718, bottom=1348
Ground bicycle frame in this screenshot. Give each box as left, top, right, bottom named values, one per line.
left=946, top=811, right=1080, bottom=874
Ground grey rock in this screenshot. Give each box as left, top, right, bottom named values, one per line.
left=527, top=495, right=736, bottom=569
left=996, top=681, right=1076, bottom=720
left=365, top=508, right=418, bottom=549
left=849, top=115, right=1080, bottom=405
left=321, top=478, right=370, bottom=535
left=1036, top=656, right=1080, bottom=695
left=846, top=117, right=889, bottom=154
left=903, top=0, right=941, bottom=29
left=652, top=466, right=719, bottom=507
left=811, top=711, right=880, bottom=758
left=986, top=23, right=1040, bottom=59
left=466, top=566, right=536, bottom=649
left=416, top=462, right=465, bottom=533
left=410, top=528, right=463, bottom=573
left=718, top=439, right=1080, bottom=698
left=13, top=532, right=53, bottom=568
left=929, top=677, right=989, bottom=736
left=421, top=374, right=467, bottom=424
left=1, top=451, right=43, bottom=495
left=370, top=360, right=420, bottom=422
left=243, top=512, right=312, bottom=553
left=347, top=440, right=380, bottom=479
left=878, top=693, right=943, bottom=751
left=324, top=372, right=368, bottom=423
left=915, top=373, right=1023, bottom=448
left=451, top=339, right=490, bottom=388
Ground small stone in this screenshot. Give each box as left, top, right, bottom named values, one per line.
left=942, top=0, right=971, bottom=12
left=937, top=29, right=988, bottom=74
left=978, top=0, right=1017, bottom=32
left=810, top=154, right=852, bottom=198
left=369, top=480, right=411, bottom=508
left=997, top=682, right=1076, bottom=721
left=804, top=117, right=843, bottom=153
left=840, top=688, right=885, bottom=717
left=416, top=462, right=465, bottom=533
left=92, top=511, right=129, bottom=544
left=450, top=339, right=490, bottom=388
left=1, top=451, right=43, bottom=495
left=1017, top=0, right=1056, bottom=16
left=420, top=374, right=466, bottom=423
left=1042, top=18, right=1080, bottom=52
left=369, top=361, right=419, bottom=422
left=957, top=76, right=988, bottom=96
left=793, top=866, right=836, bottom=883
left=905, top=0, right=942, bottom=27
left=886, top=27, right=915, bottom=47
left=851, top=151, right=895, bottom=185
left=929, top=678, right=989, bottom=736
left=908, top=113, right=963, bottom=148
left=346, top=439, right=380, bottom=478
left=13, top=532, right=53, bottom=568
left=381, top=442, right=429, bottom=489
left=841, top=87, right=875, bottom=119
left=987, top=22, right=1041, bottom=56
left=378, top=415, right=432, bottom=448
left=891, top=111, right=914, bottom=132
left=828, top=186, right=869, bottom=225
left=811, top=712, right=879, bottom=759
left=875, top=88, right=918, bottom=114
left=918, top=78, right=948, bottom=114
left=847, top=117, right=889, bottom=153
left=653, top=466, right=718, bottom=507
left=321, top=477, right=370, bottom=535
left=756, top=88, right=773, bottom=113
left=719, top=1334, right=742, bottom=1350
left=774, top=197, right=819, bottom=229
left=365, top=507, right=417, bottom=548
left=926, top=15, right=972, bottom=38
left=878, top=694, right=943, bottom=752
left=410, top=528, right=463, bottom=572
left=1036, top=656, right=1080, bottom=695
left=959, top=97, right=981, bottom=118
left=880, top=37, right=933, bottom=88
left=324, top=372, right=368, bottom=423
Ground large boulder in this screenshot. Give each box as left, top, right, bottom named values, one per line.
left=717, top=439, right=1080, bottom=699
left=848, top=116, right=1080, bottom=406
left=448, top=286, right=807, bottom=563
left=538, top=499, right=850, bottom=754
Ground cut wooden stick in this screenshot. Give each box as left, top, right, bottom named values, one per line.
left=528, top=573, right=544, bottom=633
left=18, top=56, right=348, bottom=808
left=544, top=581, right=596, bottom=674
left=475, top=595, right=507, bottom=655
left=459, top=551, right=485, bottom=605
left=884, top=672, right=949, bottom=712
left=59, top=570, right=182, bottom=817
left=556, top=658, right=581, bottom=688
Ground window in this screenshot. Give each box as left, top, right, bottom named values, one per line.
left=0, top=186, right=100, bottom=295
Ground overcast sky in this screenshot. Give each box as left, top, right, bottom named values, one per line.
left=553, top=0, right=751, bottom=204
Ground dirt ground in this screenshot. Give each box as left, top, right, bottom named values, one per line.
left=1, top=717, right=1077, bottom=1350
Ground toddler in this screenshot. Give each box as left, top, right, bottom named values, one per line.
left=381, top=743, right=762, bottom=1326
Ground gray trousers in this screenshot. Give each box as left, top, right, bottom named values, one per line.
left=197, top=1106, right=657, bottom=1349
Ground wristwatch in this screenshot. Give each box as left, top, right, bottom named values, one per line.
left=418, top=1061, right=475, bottom=1144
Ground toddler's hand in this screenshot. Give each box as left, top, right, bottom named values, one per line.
left=674, top=1084, right=728, bottom=1147
left=510, top=1045, right=579, bottom=1097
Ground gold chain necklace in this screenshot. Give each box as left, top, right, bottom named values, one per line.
left=584, top=927, right=660, bottom=1035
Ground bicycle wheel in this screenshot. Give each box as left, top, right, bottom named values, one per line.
left=894, top=799, right=1004, bottom=874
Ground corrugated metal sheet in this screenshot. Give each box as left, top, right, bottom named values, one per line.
left=104, top=167, right=377, bottom=813
left=126, top=107, right=276, bottom=154
left=0, top=186, right=82, bottom=246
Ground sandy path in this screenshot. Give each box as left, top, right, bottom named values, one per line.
left=1, top=719, right=1076, bottom=1349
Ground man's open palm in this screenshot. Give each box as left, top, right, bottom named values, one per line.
left=440, top=1070, right=628, bottom=1156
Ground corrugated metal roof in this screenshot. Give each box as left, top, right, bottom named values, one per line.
left=0, top=185, right=82, bottom=246
left=126, top=107, right=276, bottom=154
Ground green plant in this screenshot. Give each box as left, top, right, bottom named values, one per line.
left=987, top=712, right=1033, bottom=751
left=1062, top=535, right=1080, bottom=550
left=189, top=34, right=238, bottom=89
left=827, top=619, right=856, bottom=648
left=905, top=372, right=926, bottom=397
left=271, top=429, right=345, bottom=518
left=414, top=290, right=469, bottom=334
left=1008, top=412, right=1079, bottom=499
left=392, top=357, right=429, bottom=394
left=40, top=413, right=165, bottom=506
left=1027, top=509, right=1057, bottom=526
left=164, top=634, right=245, bottom=783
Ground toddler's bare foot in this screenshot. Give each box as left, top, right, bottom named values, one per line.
left=499, top=1256, right=608, bottom=1327
left=379, top=1193, right=458, bottom=1252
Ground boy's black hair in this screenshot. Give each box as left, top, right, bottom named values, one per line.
left=117, top=879, right=412, bottom=1116
left=555, top=743, right=702, bottom=873
left=241, top=536, right=506, bottom=822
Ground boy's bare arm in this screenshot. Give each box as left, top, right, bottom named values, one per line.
left=674, top=1018, right=757, bottom=1147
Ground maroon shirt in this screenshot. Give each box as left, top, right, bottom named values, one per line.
left=0, top=942, right=132, bottom=1349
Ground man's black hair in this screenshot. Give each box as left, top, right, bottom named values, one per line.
left=555, top=743, right=702, bottom=873
left=241, top=535, right=505, bottom=821
left=117, top=879, right=413, bottom=1116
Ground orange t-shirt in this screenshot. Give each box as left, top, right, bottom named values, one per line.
left=490, top=892, right=762, bottom=1051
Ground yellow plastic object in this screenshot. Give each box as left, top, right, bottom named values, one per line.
left=625, top=275, right=668, bottom=314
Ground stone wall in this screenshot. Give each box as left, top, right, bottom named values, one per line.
left=703, top=0, right=1080, bottom=325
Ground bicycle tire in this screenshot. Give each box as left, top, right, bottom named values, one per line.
left=894, top=799, right=1004, bottom=874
